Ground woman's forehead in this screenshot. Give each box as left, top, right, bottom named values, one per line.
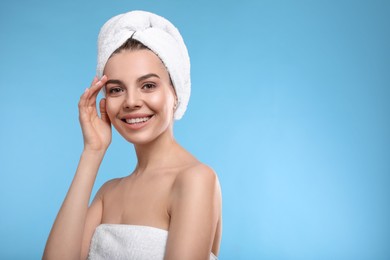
left=104, top=49, right=170, bottom=80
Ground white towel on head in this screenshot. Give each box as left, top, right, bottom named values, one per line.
left=97, top=10, right=190, bottom=120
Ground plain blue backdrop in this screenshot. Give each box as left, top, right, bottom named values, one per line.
left=0, top=0, right=389, bottom=259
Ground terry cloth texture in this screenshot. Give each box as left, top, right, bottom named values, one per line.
left=88, top=224, right=218, bottom=260
left=97, top=10, right=191, bottom=120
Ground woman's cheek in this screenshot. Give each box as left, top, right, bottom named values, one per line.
left=154, top=89, right=175, bottom=110
left=105, top=99, right=117, bottom=121
left=148, top=92, right=167, bottom=110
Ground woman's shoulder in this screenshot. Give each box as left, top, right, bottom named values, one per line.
left=95, top=177, right=123, bottom=196
left=178, top=162, right=217, bottom=180
left=170, top=144, right=219, bottom=189
left=172, top=162, right=220, bottom=196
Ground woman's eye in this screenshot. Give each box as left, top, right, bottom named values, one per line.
left=142, top=83, right=156, bottom=90
left=108, top=87, right=123, bottom=95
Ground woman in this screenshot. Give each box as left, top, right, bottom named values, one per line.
left=43, top=10, right=222, bottom=260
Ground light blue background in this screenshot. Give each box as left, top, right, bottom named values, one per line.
left=0, top=0, right=389, bottom=259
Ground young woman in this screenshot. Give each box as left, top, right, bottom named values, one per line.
left=43, top=10, right=222, bottom=260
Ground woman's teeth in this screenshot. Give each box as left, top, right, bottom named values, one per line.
left=125, top=116, right=151, bottom=124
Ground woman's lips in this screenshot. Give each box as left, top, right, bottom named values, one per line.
left=120, top=115, right=154, bottom=129
left=124, top=116, right=152, bottom=124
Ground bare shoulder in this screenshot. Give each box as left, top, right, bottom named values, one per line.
left=94, top=177, right=122, bottom=199
left=172, top=162, right=222, bottom=210
left=172, top=162, right=221, bottom=199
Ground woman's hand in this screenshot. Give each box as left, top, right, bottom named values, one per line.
left=78, top=75, right=111, bottom=152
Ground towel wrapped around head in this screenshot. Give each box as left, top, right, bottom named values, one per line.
left=96, top=10, right=190, bottom=120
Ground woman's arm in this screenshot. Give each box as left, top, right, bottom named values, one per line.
left=43, top=76, right=110, bottom=260
left=164, top=164, right=222, bottom=260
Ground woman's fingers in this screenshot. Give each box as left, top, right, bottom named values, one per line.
left=79, top=76, right=98, bottom=105
left=87, top=75, right=107, bottom=106
left=77, top=76, right=112, bottom=151
left=78, top=88, right=90, bottom=113
left=99, top=98, right=111, bottom=124
left=79, top=75, right=107, bottom=110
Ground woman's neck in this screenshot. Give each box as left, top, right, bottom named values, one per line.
left=133, top=129, right=179, bottom=173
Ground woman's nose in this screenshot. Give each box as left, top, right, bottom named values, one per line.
left=123, top=88, right=142, bottom=110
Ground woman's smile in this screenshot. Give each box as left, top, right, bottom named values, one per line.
left=120, top=113, right=155, bottom=130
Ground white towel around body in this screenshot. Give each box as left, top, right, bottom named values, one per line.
left=88, top=224, right=218, bottom=260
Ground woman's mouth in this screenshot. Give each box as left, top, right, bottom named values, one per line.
left=123, top=116, right=152, bottom=124
left=121, top=115, right=154, bottom=128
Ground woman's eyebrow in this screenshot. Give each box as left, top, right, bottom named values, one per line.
left=137, top=73, right=160, bottom=83
left=105, top=74, right=160, bottom=86
left=105, top=79, right=123, bottom=85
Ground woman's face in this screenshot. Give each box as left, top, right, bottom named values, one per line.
left=103, top=49, right=176, bottom=145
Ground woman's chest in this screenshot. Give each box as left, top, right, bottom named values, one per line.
left=101, top=174, right=175, bottom=229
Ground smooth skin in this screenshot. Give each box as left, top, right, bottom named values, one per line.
left=43, top=49, right=222, bottom=260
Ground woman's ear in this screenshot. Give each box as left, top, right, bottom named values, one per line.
left=174, top=98, right=178, bottom=110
